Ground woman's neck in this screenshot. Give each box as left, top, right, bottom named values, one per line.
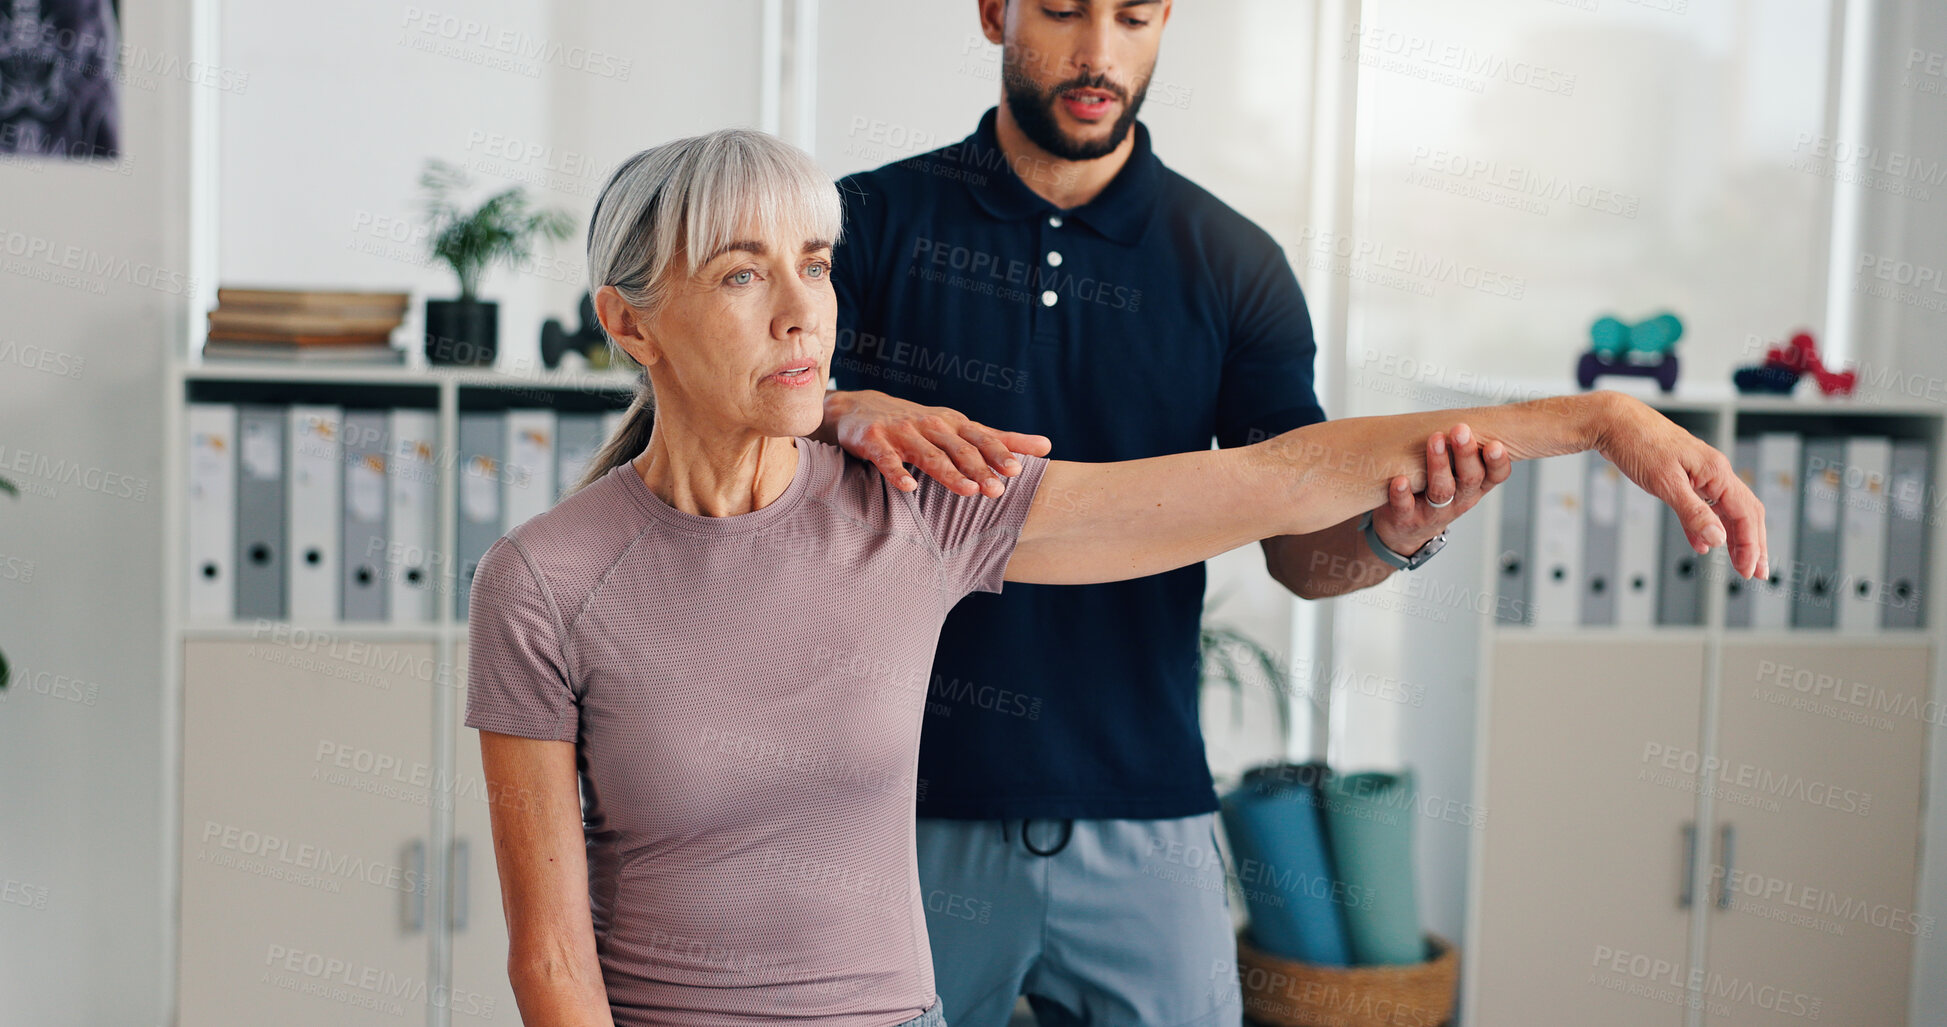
left=631, top=421, right=799, bottom=518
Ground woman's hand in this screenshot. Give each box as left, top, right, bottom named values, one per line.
left=1591, top=393, right=1769, bottom=580
left=822, top=389, right=1053, bottom=497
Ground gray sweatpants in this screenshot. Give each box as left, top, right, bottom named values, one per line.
left=915, top=813, right=1243, bottom=1027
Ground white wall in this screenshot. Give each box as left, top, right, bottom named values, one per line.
left=218, top=2, right=763, bottom=376
left=0, top=0, right=194, bottom=1020
left=1862, top=1, right=1947, bottom=1019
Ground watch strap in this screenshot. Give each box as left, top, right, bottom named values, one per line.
left=1360, top=510, right=1445, bottom=571
left=1360, top=510, right=1415, bottom=570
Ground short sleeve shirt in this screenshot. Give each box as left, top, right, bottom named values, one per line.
left=831, top=107, right=1327, bottom=819
left=463, top=436, right=1048, bottom=1027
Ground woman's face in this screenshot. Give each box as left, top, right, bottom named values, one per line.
left=614, top=217, right=836, bottom=440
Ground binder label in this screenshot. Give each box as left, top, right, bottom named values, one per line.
left=241, top=420, right=280, bottom=479
left=462, top=456, right=500, bottom=523
left=350, top=453, right=386, bottom=521
left=1806, top=466, right=1841, bottom=532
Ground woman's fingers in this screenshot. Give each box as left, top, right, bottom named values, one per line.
left=1692, top=456, right=1769, bottom=580
left=1664, top=465, right=1729, bottom=558
left=1425, top=431, right=1457, bottom=506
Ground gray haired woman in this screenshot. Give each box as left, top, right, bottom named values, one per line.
left=463, top=128, right=1766, bottom=1027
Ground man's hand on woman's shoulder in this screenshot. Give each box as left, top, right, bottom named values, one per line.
left=819, top=388, right=1053, bottom=498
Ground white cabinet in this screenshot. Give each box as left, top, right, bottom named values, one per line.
left=1704, top=642, right=1930, bottom=1026
left=178, top=638, right=439, bottom=1025
left=1464, top=398, right=1943, bottom=1027
left=1471, top=636, right=1706, bottom=1027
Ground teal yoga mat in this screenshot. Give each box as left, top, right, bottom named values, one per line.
left=1321, top=768, right=1426, bottom=965
left=1219, top=762, right=1352, bottom=966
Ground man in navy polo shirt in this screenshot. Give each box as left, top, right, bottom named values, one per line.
left=812, top=2, right=1509, bottom=1024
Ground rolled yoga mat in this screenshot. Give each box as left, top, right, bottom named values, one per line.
left=1320, top=767, right=1426, bottom=965
left=1219, top=762, right=1352, bottom=966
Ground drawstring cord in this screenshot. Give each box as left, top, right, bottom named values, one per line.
left=1000, top=818, right=1074, bottom=857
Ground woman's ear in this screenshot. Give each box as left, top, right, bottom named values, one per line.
left=593, top=285, right=660, bottom=368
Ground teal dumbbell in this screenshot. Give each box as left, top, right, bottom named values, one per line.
left=1589, top=312, right=1683, bottom=360
left=1590, top=316, right=1629, bottom=359
left=1628, top=313, right=1683, bottom=356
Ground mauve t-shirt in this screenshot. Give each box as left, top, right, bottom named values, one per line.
left=463, top=436, right=1049, bottom=1027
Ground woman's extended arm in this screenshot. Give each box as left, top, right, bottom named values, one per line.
left=1003, top=390, right=1766, bottom=586
left=477, top=731, right=616, bottom=1027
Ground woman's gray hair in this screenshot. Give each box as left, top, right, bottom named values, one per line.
left=568, top=128, right=844, bottom=497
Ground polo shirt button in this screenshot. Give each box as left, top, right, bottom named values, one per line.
left=1046, top=251, right=1062, bottom=266
left=1041, top=290, right=1058, bottom=307
left=1048, top=215, right=1063, bottom=228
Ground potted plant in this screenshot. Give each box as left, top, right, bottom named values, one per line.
left=418, top=158, right=576, bottom=366
left=1199, top=597, right=1459, bottom=1027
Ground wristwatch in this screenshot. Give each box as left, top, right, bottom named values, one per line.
left=1359, top=509, right=1447, bottom=571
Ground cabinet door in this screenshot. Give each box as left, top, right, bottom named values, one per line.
left=1704, top=641, right=1930, bottom=1026
left=446, top=644, right=528, bottom=1027
left=1471, top=637, right=1708, bottom=1027
left=179, top=639, right=438, bottom=1026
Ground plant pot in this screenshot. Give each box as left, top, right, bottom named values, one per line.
left=424, top=298, right=499, bottom=366
left=1234, top=931, right=1459, bottom=1027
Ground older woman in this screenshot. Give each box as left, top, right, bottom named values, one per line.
left=463, top=129, right=1766, bottom=1027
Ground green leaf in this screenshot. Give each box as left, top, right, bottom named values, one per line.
left=0, top=475, right=16, bottom=498
left=416, top=158, right=575, bottom=302
left=1197, top=617, right=1294, bottom=749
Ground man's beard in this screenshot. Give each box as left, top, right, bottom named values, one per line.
left=1001, top=53, right=1151, bottom=162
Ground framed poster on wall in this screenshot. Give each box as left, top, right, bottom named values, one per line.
left=0, top=0, right=121, bottom=159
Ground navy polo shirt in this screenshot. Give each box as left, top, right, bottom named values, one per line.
left=831, top=106, right=1327, bottom=820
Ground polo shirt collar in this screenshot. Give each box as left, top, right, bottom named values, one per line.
left=959, top=105, right=1162, bottom=245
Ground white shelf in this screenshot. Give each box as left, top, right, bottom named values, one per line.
left=173, top=356, right=641, bottom=391
left=176, top=620, right=453, bottom=642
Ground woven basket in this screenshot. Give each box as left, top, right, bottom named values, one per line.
left=1235, top=931, right=1459, bottom=1027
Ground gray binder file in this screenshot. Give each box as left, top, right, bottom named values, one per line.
left=1884, top=440, right=1931, bottom=629
left=341, top=409, right=390, bottom=622
left=456, top=412, right=506, bottom=620
left=234, top=404, right=287, bottom=620
left=1655, top=503, right=1703, bottom=626
left=1793, top=437, right=1845, bottom=629
left=1494, top=459, right=1534, bottom=625
left=1581, top=457, right=1622, bottom=626
left=1723, top=439, right=1758, bottom=628
left=554, top=413, right=605, bottom=501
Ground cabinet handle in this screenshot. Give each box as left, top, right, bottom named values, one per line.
left=402, top=839, right=426, bottom=933
left=1678, top=821, right=1696, bottom=908
left=1716, top=823, right=1735, bottom=910
left=449, top=838, right=470, bottom=931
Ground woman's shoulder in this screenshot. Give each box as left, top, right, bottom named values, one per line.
left=800, top=436, right=931, bottom=538
left=499, top=464, right=654, bottom=598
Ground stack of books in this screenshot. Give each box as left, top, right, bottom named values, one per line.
left=203, top=288, right=410, bottom=363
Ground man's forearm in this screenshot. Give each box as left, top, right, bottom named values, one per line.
left=1252, top=391, right=1614, bottom=538
left=1264, top=518, right=1403, bottom=600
